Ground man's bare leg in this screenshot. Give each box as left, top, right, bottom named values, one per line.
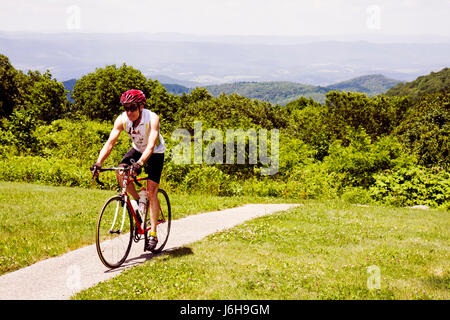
left=147, top=179, right=160, bottom=235
left=144, top=179, right=160, bottom=251
left=116, top=166, right=139, bottom=200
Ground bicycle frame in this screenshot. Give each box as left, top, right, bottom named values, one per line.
left=97, top=166, right=166, bottom=236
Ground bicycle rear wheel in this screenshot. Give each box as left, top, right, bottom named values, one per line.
left=96, top=195, right=133, bottom=268
left=145, top=188, right=171, bottom=253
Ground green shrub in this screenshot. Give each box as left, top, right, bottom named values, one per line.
left=323, top=129, right=415, bottom=191
left=233, top=162, right=337, bottom=200
left=287, top=162, right=338, bottom=200
left=0, top=156, right=118, bottom=189
left=0, top=127, right=18, bottom=157
left=6, top=108, right=41, bottom=153
left=340, top=186, right=374, bottom=205
left=162, top=161, right=191, bottom=185
left=369, top=166, right=450, bottom=209
left=237, top=177, right=286, bottom=198
left=277, top=134, right=315, bottom=177
left=180, top=166, right=234, bottom=196
left=35, top=118, right=131, bottom=165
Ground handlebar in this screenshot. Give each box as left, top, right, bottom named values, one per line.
left=90, top=164, right=142, bottom=188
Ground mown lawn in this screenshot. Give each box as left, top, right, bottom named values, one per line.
left=1, top=181, right=448, bottom=300
left=0, top=181, right=293, bottom=276
left=73, top=201, right=449, bottom=300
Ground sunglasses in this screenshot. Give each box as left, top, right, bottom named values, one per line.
left=124, top=104, right=139, bottom=112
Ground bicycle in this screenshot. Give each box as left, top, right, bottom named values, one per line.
left=92, top=164, right=171, bottom=269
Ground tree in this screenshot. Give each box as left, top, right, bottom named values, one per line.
left=145, top=77, right=180, bottom=133
left=180, top=87, right=213, bottom=105
left=286, top=103, right=330, bottom=160
left=393, top=92, right=449, bottom=169
left=324, top=91, right=410, bottom=142
left=72, top=64, right=173, bottom=122
left=175, top=91, right=288, bottom=131
left=0, top=54, right=21, bottom=118
left=21, top=70, right=68, bottom=123
left=285, top=96, right=320, bottom=113
left=1, top=54, right=68, bottom=123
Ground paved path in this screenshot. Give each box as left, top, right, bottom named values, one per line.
left=0, top=203, right=299, bottom=300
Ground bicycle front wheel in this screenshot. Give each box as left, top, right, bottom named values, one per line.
left=96, top=195, right=133, bottom=268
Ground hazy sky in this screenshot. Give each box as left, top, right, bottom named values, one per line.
left=0, top=0, right=449, bottom=36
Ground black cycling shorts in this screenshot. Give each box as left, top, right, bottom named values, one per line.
left=120, top=148, right=165, bottom=184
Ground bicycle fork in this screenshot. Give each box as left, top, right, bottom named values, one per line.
left=109, top=195, right=128, bottom=234
left=109, top=172, right=131, bottom=235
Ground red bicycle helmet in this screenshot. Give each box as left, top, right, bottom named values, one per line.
left=120, top=89, right=146, bottom=105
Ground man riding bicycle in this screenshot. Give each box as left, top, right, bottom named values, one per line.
left=90, top=89, right=166, bottom=251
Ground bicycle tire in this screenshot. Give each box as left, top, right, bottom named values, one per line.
left=96, top=195, right=133, bottom=268
left=145, top=188, right=172, bottom=253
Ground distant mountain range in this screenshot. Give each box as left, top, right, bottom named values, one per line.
left=63, top=74, right=402, bottom=105
left=2, top=32, right=450, bottom=86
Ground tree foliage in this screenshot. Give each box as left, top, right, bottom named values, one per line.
left=393, top=92, right=449, bottom=169
left=0, top=54, right=23, bottom=118
left=324, top=91, right=410, bottom=142
left=1, top=55, right=68, bottom=122
left=72, top=63, right=176, bottom=124
left=175, top=89, right=289, bottom=131
left=285, top=100, right=330, bottom=160
left=21, top=70, right=68, bottom=123
left=0, top=52, right=448, bottom=208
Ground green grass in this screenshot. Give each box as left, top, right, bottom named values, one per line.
left=1, top=181, right=448, bottom=299
left=73, top=201, right=449, bottom=300
left=0, top=181, right=294, bottom=276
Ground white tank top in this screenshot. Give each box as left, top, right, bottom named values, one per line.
left=121, top=109, right=166, bottom=154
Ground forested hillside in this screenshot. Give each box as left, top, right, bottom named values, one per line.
left=1, top=53, right=448, bottom=209
left=205, top=81, right=328, bottom=105
left=385, top=67, right=450, bottom=101
left=163, top=74, right=401, bottom=105
left=327, top=74, right=401, bottom=97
